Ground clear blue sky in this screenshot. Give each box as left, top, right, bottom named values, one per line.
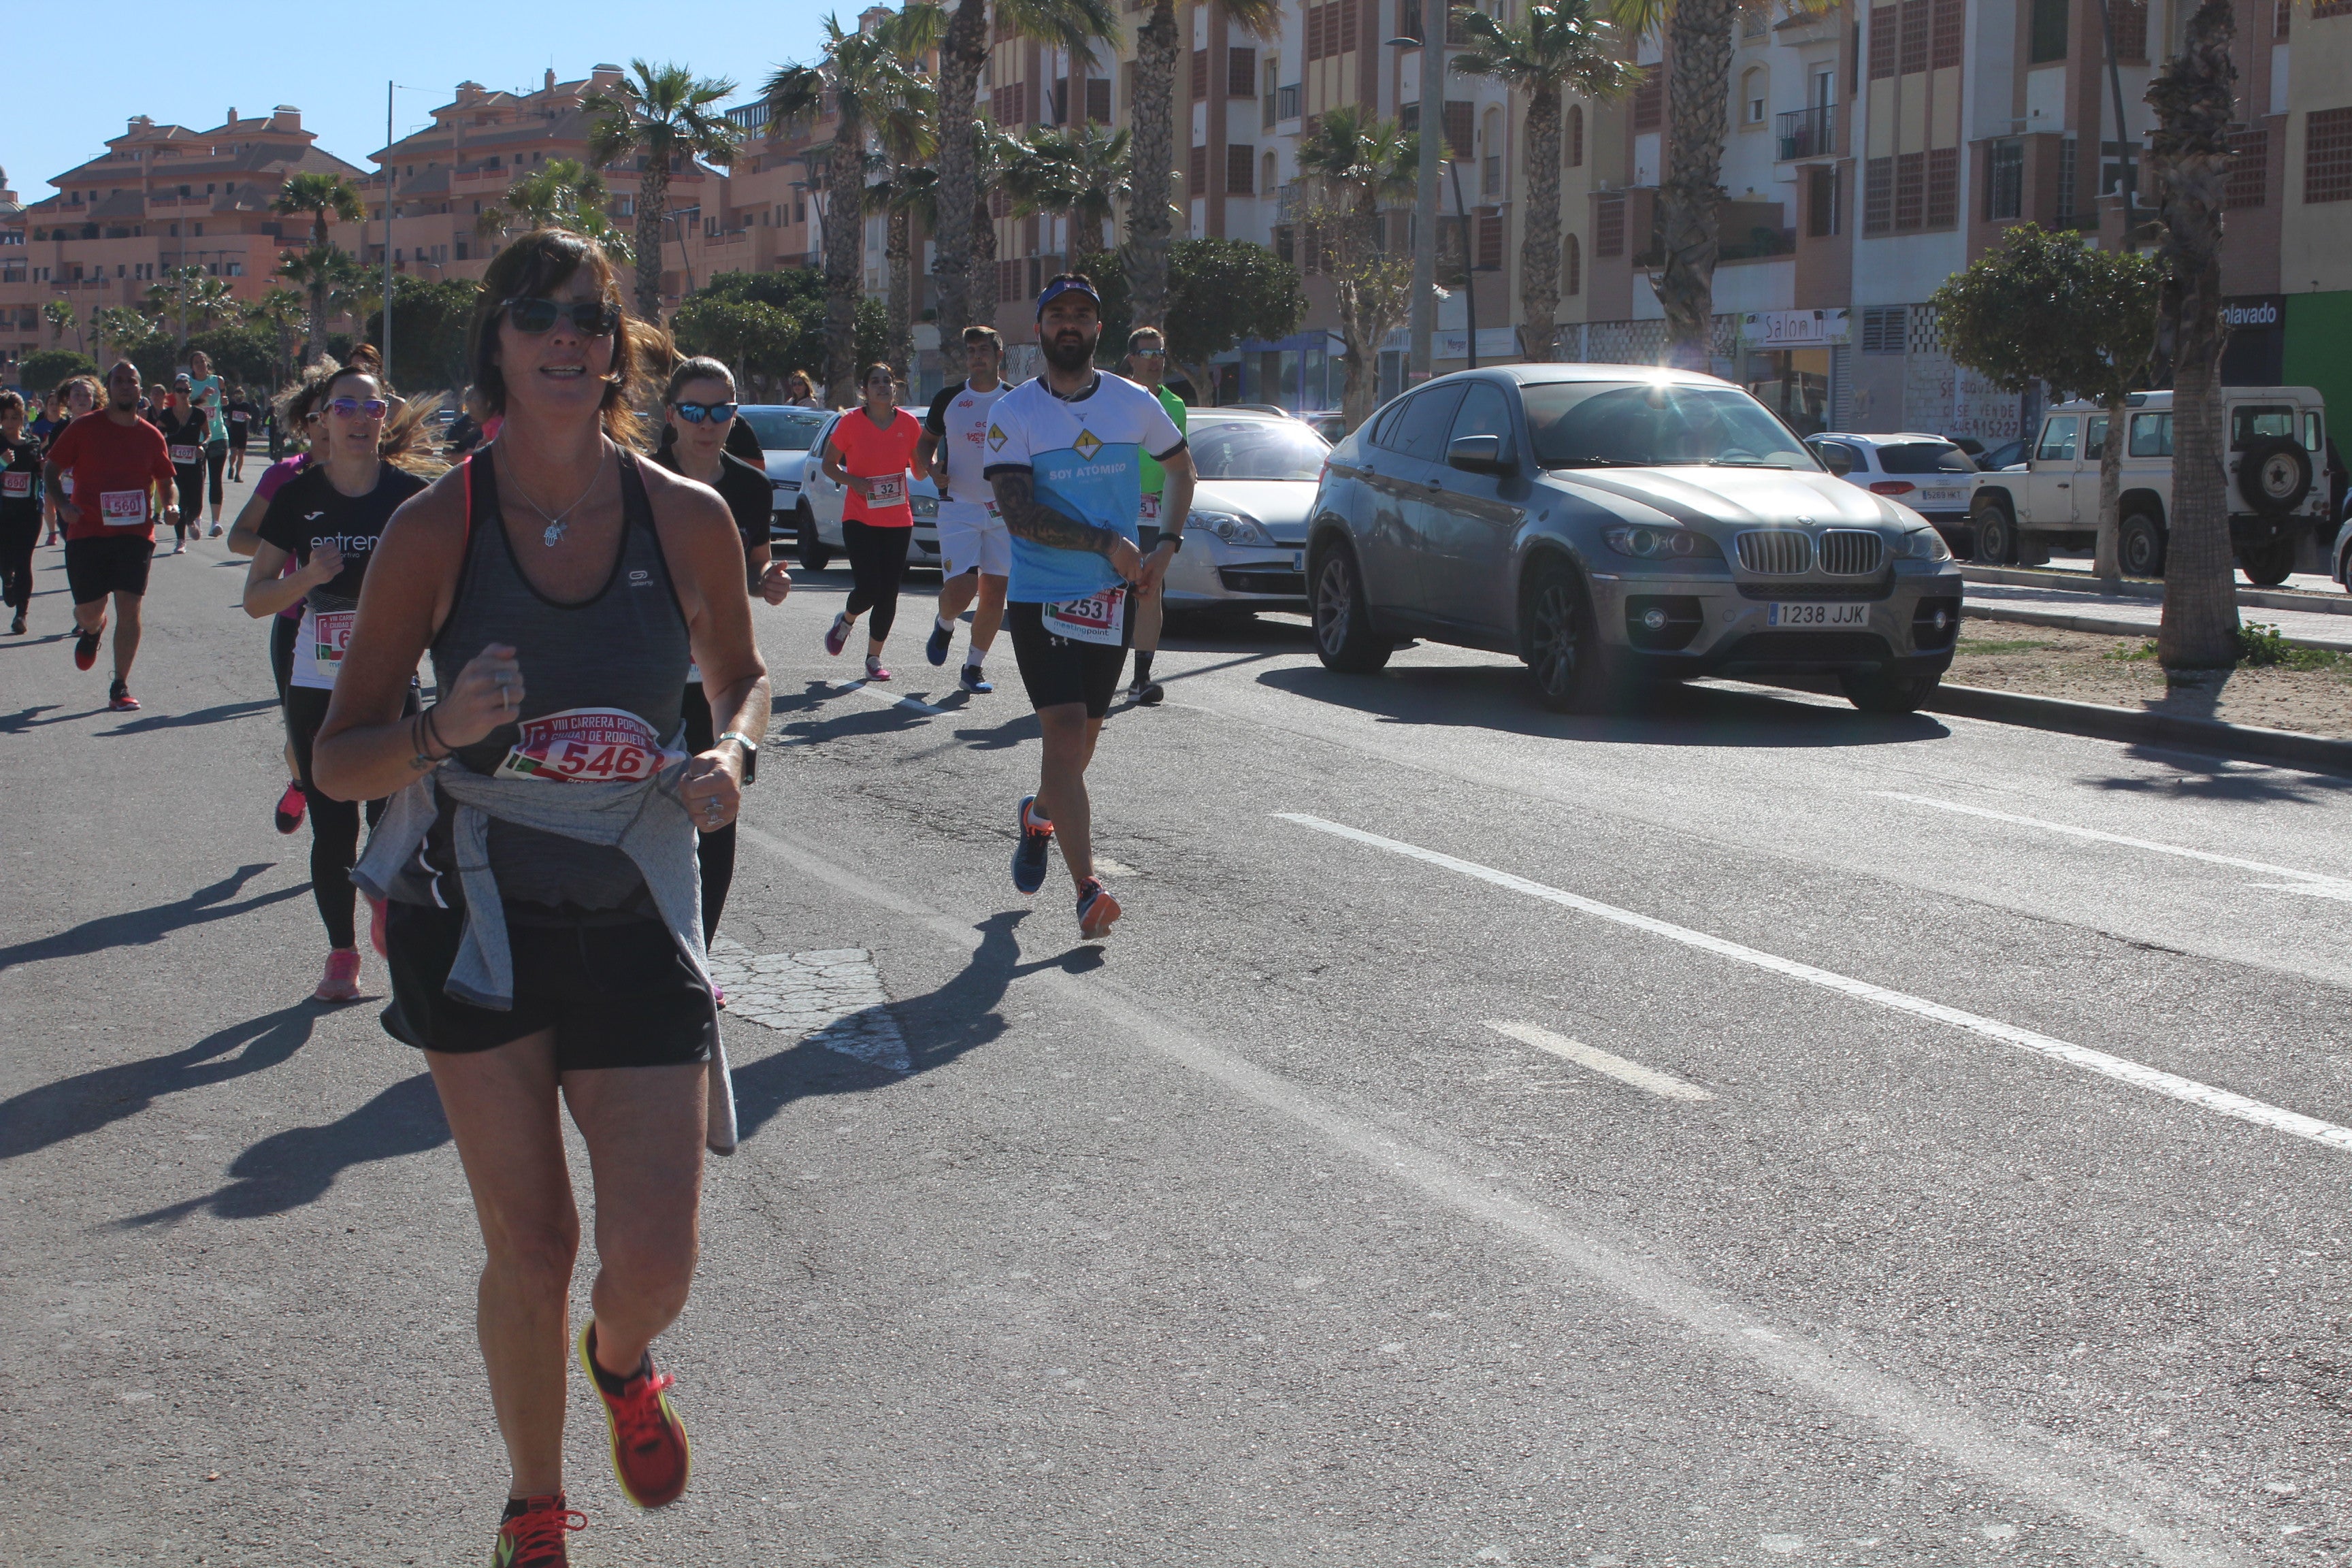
left=3, top=3, right=842, bottom=203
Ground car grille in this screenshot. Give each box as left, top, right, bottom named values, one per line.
left=1714, top=631, right=1893, bottom=664
left=1735, top=530, right=1812, bottom=574
left=1817, top=529, right=1884, bottom=575
left=1737, top=580, right=1889, bottom=601
left=1218, top=568, right=1306, bottom=595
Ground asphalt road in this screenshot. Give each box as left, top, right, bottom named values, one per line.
left=7, top=475, right=2352, bottom=1567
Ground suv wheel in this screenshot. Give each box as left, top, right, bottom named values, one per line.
left=1972, top=497, right=2017, bottom=566
left=2236, top=538, right=2297, bottom=587
left=2119, top=510, right=2166, bottom=578
left=796, top=504, right=832, bottom=572
left=1308, top=540, right=1392, bottom=672
left=1521, top=556, right=1619, bottom=713
left=1842, top=669, right=1941, bottom=714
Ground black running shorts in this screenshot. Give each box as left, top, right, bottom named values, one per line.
left=64, top=534, right=153, bottom=604
left=382, top=901, right=717, bottom=1071
left=1007, top=600, right=1127, bottom=719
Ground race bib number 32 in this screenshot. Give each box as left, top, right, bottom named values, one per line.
left=494, top=707, right=682, bottom=783
left=864, top=474, right=906, bottom=508
left=1043, top=587, right=1130, bottom=647
left=99, top=490, right=147, bottom=525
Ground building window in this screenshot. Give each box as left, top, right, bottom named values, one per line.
left=1567, top=105, right=1584, bottom=167
left=1191, top=47, right=1209, bottom=100
left=1263, top=150, right=1278, bottom=191
left=1562, top=232, right=1580, bottom=295
left=2056, top=135, right=2078, bottom=223
left=1229, top=46, right=1257, bottom=96
left=1926, top=146, right=1958, bottom=227
left=1899, top=0, right=1929, bottom=74
left=1986, top=139, right=2024, bottom=218
left=2226, top=127, right=2269, bottom=208
left=2029, top=0, right=2069, bottom=63
left=1631, top=67, right=1663, bottom=133
left=1808, top=163, right=1841, bottom=235
left=1088, top=78, right=1111, bottom=122
left=1264, top=57, right=1279, bottom=129
left=1482, top=108, right=1504, bottom=194
left=1228, top=144, right=1256, bottom=194
left=1595, top=191, right=1624, bottom=255
left=1445, top=100, right=1473, bottom=159
left=1868, top=4, right=1898, bottom=78
left=2307, top=107, right=2352, bottom=203
left=1863, top=156, right=1893, bottom=232
left=1190, top=144, right=1209, bottom=193
left=1861, top=306, right=1906, bottom=353
left=1895, top=150, right=1926, bottom=229
left=1477, top=209, right=1503, bottom=270
left=1742, top=67, right=1767, bottom=125
left=2110, top=0, right=2147, bottom=61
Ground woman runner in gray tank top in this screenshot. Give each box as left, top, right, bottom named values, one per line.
left=312, top=229, right=770, bottom=1566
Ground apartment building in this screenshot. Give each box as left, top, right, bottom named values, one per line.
left=0, top=109, right=365, bottom=379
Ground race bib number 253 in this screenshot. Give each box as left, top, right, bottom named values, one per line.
left=1043, top=587, right=1130, bottom=647
left=493, top=707, right=682, bottom=783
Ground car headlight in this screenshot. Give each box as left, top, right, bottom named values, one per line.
left=1602, top=524, right=1722, bottom=561
left=912, top=494, right=938, bottom=521
left=1904, top=526, right=1952, bottom=562
left=1190, top=510, right=1277, bottom=547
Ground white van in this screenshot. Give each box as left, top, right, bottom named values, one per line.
left=1969, top=387, right=2329, bottom=583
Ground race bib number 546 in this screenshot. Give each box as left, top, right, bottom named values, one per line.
left=495, top=707, right=683, bottom=783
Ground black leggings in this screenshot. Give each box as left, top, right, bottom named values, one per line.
left=270, top=612, right=298, bottom=706
left=284, top=684, right=406, bottom=949
left=681, top=682, right=734, bottom=944
left=1, top=515, right=35, bottom=612
left=843, top=519, right=912, bottom=642
left=205, top=441, right=227, bottom=509
left=173, top=468, right=203, bottom=540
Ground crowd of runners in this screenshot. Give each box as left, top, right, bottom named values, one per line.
left=10, top=226, right=1189, bottom=1567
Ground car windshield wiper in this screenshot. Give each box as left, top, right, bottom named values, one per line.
left=1544, top=457, right=1656, bottom=468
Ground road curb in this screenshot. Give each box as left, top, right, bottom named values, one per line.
left=1965, top=602, right=2352, bottom=654
left=1960, top=564, right=2352, bottom=618
left=1923, top=681, right=2352, bottom=777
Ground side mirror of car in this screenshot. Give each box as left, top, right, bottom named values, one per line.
left=1447, top=434, right=1512, bottom=476
left=1816, top=444, right=1854, bottom=477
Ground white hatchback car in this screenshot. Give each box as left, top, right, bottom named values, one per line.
left=1161, top=408, right=1333, bottom=614
left=1804, top=432, right=1983, bottom=557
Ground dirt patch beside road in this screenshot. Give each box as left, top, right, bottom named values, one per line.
left=1950, top=621, right=2352, bottom=740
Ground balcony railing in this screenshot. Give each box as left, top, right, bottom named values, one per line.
left=1776, top=104, right=1835, bottom=161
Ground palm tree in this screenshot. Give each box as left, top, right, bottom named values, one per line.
left=585, top=60, right=743, bottom=328
left=1006, top=122, right=1133, bottom=259
left=930, top=0, right=1120, bottom=342
left=475, top=157, right=633, bottom=263
left=873, top=4, right=945, bottom=384
left=1296, top=108, right=1423, bottom=428
left=1128, top=0, right=1282, bottom=330
left=768, top=19, right=929, bottom=403
left=248, top=287, right=308, bottom=382
left=276, top=247, right=365, bottom=363
left=2145, top=0, right=2240, bottom=671
left=41, top=298, right=78, bottom=350
left=1452, top=0, right=1643, bottom=361
left=272, top=172, right=365, bottom=251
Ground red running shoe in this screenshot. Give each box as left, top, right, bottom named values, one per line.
left=489, top=1494, right=584, bottom=1567
left=74, top=628, right=100, bottom=670
left=274, top=781, right=307, bottom=834
left=108, top=679, right=139, bottom=712
left=578, top=1323, right=691, bottom=1509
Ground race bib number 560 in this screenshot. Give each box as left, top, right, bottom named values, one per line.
left=100, top=490, right=147, bottom=525
left=495, top=707, right=682, bottom=783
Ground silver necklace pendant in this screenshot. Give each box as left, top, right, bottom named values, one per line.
left=542, top=519, right=568, bottom=549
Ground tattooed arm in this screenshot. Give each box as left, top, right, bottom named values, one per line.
left=988, top=467, right=1120, bottom=555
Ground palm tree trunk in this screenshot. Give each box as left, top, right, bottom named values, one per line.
left=1654, top=0, right=1735, bottom=370
left=886, top=184, right=914, bottom=384
left=1518, top=83, right=1565, bottom=363
left=824, top=128, right=867, bottom=406
left=1126, top=0, right=1182, bottom=329
left=2146, top=0, right=2238, bottom=669
left=933, top=0, right=989, bottom=342
left=634, top=157, right=670, bottom=328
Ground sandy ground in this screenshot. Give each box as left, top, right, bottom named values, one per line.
left=1948, top=619, right=2352, bottom=739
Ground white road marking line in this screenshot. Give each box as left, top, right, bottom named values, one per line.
left=1485, top=1021, right=1714, bottom=1100
left=706, top=936, right=911, bottom=1072
left=1873, top=790, right=2352, bottom=898
left=827, top=677, right=946, bottom=717
left=1275, top=812, right=2352, bottom=1156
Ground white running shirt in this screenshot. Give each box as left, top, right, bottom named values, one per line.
left=924, top=378, right=1013, bottom=522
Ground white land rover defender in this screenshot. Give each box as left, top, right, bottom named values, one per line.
left=1968, top=387, right=2329, bottom=584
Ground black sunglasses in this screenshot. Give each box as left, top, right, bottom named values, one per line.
left=503, top=297, right=622, bottom=336
left=671, top=400, right=738, bottom=425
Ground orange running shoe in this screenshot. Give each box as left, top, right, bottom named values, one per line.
left=1076, top=876, right=1121, bottom=941
left=578, top=1323, right=691, bottom=1509
left=489, top=1494, right=584, bottom=1567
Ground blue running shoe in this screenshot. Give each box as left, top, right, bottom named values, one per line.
left=926, top=619, right=953, bottom=666
left=960, top=664, right=993, bottom=694
left=1011, top=795, right=1054, bottom=894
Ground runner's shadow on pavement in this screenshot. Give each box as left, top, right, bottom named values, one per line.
left=2085, top=756, right=2352, bottom=801
left=730, top=911, right=1091, bottom=1143
left=97, top=696, right=277, bottom=736
left=118, top=1072, right=451, bottom=1226
left=0, top=1002, right=318, bottom=1162
left=0, top=864, right=305, bottom=975
left=952, top=711, right=1042, bottom=751
left=0, top=704, right=62, bottom=733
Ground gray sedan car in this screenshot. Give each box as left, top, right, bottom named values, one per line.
left=1305, top=365, right=1965, bottom=713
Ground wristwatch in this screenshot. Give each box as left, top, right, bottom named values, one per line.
left=717, top=731, right=760, bottom=785
left=1156, top=531, right=1183, bottom=554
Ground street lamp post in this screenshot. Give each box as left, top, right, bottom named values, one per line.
left=1388, top=30, right=1444, bottom=388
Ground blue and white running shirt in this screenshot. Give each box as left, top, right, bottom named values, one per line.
left=982, top=372, right=1187, bottom=605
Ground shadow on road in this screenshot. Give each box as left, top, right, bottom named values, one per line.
left=0, top=864, right=305, bottom=975
left=2085, top=754, right=2352, bottom=802
left=97, top=696, right=278, bottom=736
left=729, top=910, right=1094, bottom=1143
left=0, top=704, right=63, bottom=733
left=1253, top=662, right=1950, bottom=749
left=0, top=1002, right=318, bottom=1162
left=120, top=1073, right=451, bottom=1225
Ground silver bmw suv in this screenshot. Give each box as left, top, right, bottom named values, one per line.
left=1305, top=366, right=1965, bottom=713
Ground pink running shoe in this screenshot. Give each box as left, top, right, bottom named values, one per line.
left=864, top=655, right=890, bottom=682
left=823, top=613, right=851, bottom=656
left=313, top=949, right=361, bottom=1002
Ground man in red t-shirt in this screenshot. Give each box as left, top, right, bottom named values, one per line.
left=44, top=360, right=178, bottom=710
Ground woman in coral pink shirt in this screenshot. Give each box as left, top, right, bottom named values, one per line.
left=819, top=364, right=921, bottom=680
